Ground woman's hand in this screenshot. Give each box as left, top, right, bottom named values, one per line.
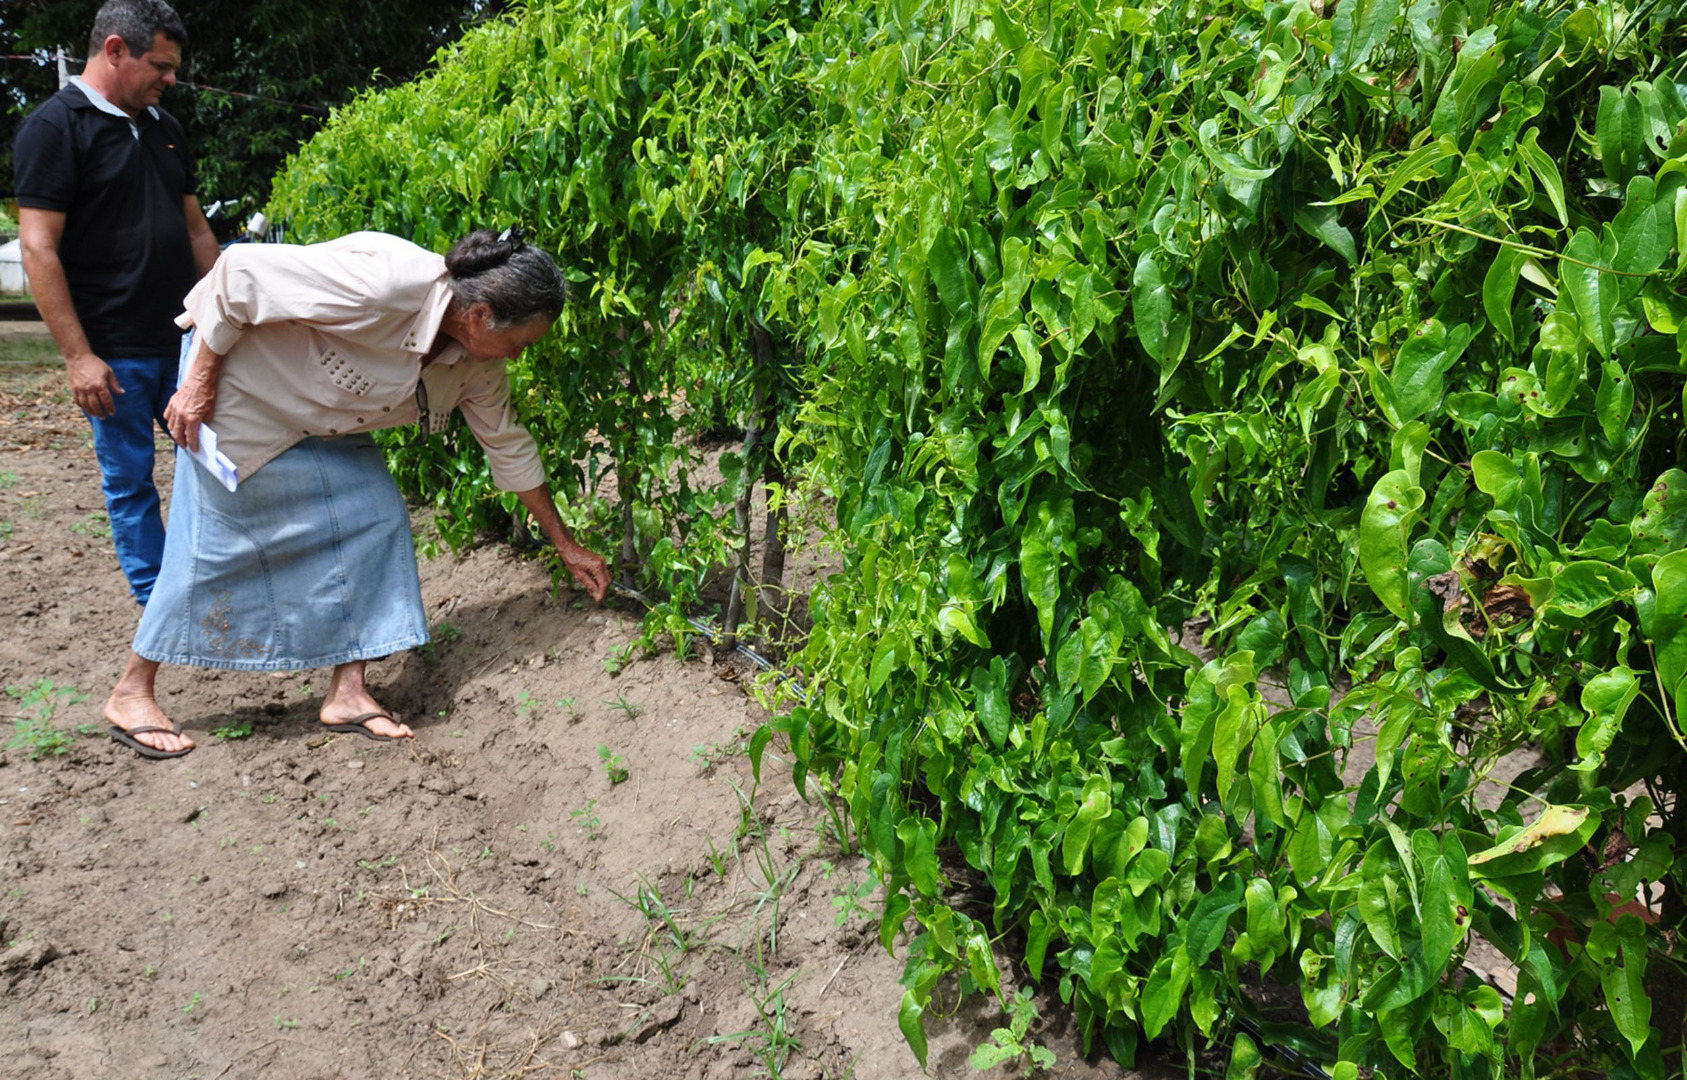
left=559, top=542, right=612, bottom=604
left=164, top=376, right=216, bottom=450
left=515, top=485, right=613, bottom=604
left=165, top=340, right=225, bottom=451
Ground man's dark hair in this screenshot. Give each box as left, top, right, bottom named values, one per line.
left=88, top=0, right=189, bottom=59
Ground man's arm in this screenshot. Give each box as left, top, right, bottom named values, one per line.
left=514, top=485, right=611, bottom=603
left=183, top=195, right=219, bottom=277
left=17, top=206, right=123, bottom=419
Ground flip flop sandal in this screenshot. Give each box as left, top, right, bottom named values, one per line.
left=320, top=712, right=409, bottom=742
left=109, top=724, right=194, bottom=760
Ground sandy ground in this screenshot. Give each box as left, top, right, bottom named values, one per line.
left=0, top=323, right=1169, bottom=1080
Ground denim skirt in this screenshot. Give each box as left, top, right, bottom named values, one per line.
left=133, top=434, right=429, bottom=670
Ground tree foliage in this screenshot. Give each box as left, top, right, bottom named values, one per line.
left=0, top=0, right=500, bottom=207
left=270, top=0, right=1687, bottom=1075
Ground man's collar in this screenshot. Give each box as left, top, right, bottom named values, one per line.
left=67, top=76, right=161, bottom=122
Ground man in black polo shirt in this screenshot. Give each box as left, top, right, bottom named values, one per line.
left=14, top=0, right=218, bottom=608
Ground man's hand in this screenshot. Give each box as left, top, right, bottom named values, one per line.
left=560, top=542, right=612, bottom=604
left=65, top=352, right=123, bottom=418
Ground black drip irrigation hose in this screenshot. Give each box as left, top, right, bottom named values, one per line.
left=1231, top=1013, right=1337, bottom=1080
left=607, top=579, right=808, bottom=701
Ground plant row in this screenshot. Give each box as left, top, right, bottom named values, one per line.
left=269, top=0, right=1687, bottom=1075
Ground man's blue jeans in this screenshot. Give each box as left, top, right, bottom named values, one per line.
left=87, top=353, right=179, bottom=606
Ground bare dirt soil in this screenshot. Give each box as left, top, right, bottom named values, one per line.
left=0, top=323, right=1165, bottom=1080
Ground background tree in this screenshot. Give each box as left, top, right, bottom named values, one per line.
left=0, top=0, right=506, bottom=215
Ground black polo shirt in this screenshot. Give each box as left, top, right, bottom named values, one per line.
left=12, top=82, right=198, bottom=357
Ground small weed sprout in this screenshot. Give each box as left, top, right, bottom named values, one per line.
left=570, top=799, right=602, bottom=840
left=4, top=679, right=88, bottom=759
left=969, top=986, right=1055, bottom=1073
left=597, top=744, right=629, bottom=784
left=417, top=620, right=462, bottom=662
left=210, top=717, right=255, bottom=740
left=705, top=835, right=731, bottom=878
left=603, top=642, right=636, bottom=675
left=605, top=693, right=644, bottom=720
left=515, top=690, right=541, bottom=718
left=704, top=969, right=804, bottom=1075
left=556, top=696, right=581, bottom=722
left=69, top=511, right=111, bottom=539
left=832, top=871, right=879, bottom=927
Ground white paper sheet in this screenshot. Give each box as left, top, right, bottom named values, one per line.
left=189, top=423, right=240, bottom=492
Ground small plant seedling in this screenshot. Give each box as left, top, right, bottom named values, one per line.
left=0, top=470, right=17, bottom=487
left=210, top=717, right=255, bottom=740
left=570, top=799, right=601, bottom=840
left=274, top=1015, right=301, bottom=1029
left=605, top=693, right=644, bottom=720
left=6, top=718, right=74, bottom=759
left=968, top=986, right=1055, bottom=1073
left=0, top=521, right=13, bottom=543
left=705, top=835, right=731, bottom=878
left=69, top=512, right=111, bottom=539
left=4, top=679, right=88, bottom=759
left=690, top=733, right=744, bottom=774
left=182, top=991, right=202, bottom=1016
left=515, top=690, right=542, bottom=718
left=832, top=872, right=879, bottom=927
left=597, top=745, right=629, bottom=784
left=602, top=642, right=636, bottom=675
left=556, top=696, right=581, bottom=722
left=417, top=620, right=462, bottom=661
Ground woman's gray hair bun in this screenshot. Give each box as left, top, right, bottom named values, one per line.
left=445, top=228, right=566, bottom=328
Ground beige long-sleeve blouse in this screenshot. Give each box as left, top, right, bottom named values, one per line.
left=174, top=231, right=547, bottom=492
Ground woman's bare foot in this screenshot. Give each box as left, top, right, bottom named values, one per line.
left=106, top=654, right=194, bottom=755
left=320, top=661, right=413, bottom=739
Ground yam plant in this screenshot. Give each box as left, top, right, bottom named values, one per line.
left=271, top=0, right=1687, bottom=1074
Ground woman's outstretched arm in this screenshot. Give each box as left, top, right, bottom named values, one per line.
left=514, top=485, right=611, bottom=603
